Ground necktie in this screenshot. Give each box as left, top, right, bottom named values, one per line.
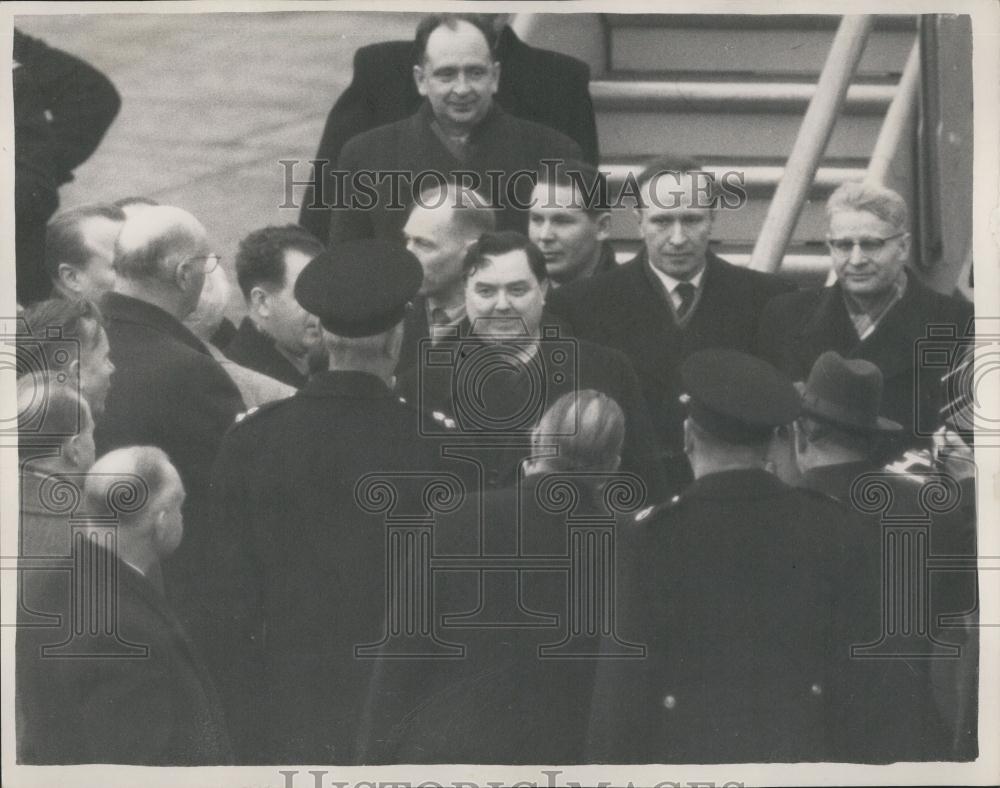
left=674, top=282, right=696, bottom=321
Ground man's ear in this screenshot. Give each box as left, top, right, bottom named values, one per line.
left=56, top=263, right=83, bottom=294
left=490, top=61, right=501, bottom=94
left=249, top=285, right=271, bottom=318
left=64, top=433, right=82, bottom=468
left=897, top=231, right=912, bottom=261
left=174, top=257, right=197, bottom=293
left=594, top=212, right=612, bottom=242
left=413, top=64, right=427, bottom=97
left=539, top=277, right=550, bottom=302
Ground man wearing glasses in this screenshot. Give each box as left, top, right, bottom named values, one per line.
left=757, top=181, right=973, bottom=451
left=96, top=204, right=245, bottom=662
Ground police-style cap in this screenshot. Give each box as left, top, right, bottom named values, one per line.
left=681, top=349, right=801, bottom=443
left=294, top=240, right=423, bottom=337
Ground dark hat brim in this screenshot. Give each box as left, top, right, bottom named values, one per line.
left=795, top=382, right=903, bottom=434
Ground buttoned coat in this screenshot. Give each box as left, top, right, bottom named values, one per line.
left=547, top=250, right=793, bottom=486
left=300, top=26, right=598, bottom=242
left=589, top=468, right=870, bottom=763
left=329, top=102, right=581, bottom=243
left=756, top=278, right=974, bottom=448
left=207, top=370, right=447, bottom=764
left=17, top=545, right=232, bottom=764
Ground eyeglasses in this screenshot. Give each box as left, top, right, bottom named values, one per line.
left=186, top=254, right=221, bottom=274
left=826, top=232, right=907, bottom=256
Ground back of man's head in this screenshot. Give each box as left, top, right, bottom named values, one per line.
left=113, top=205, right=207, bottom=283
left=235, top=224, right=323, bottom=302
left=83, top=446, right=185, bottom=559
left=414, top=180, right=497, bottom=238
left=532, top=389, right=625, bottom=473
left=17, top=374, right=96, bottom=471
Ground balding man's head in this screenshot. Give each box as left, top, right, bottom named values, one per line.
left=113, top=206, right=212, bottom=318
left=530, top=389, right=625, bottom=474
left=84, top=446, right=185, bottom=560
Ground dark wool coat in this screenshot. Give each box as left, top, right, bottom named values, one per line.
left=547, top=250, right=793, bottom=488
left=756, top=278, right=974, bottom=449
left=17, top=546, right=232, bottom=765
left=300, top=26, right=597, bottom=241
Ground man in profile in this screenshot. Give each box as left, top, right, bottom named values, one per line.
left=330, top=14, right=581, bottom=243
left=529, top=160, right=616, bottom=286
left=301, top=13, right=597, bottom=242
left=96, top=205, right=244, bottom=647
left=44, top=203, right=126, bottom=303
left=397, top=180, right=495, bottom=372
left=21, top=297, right=116, bottom=421
left=17, top=447, right=232, bottom=765
left=227, top=224, right=326, bottom=388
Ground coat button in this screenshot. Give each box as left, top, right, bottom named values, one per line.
left=810, top=683, right=823, bottom=696
left=662, top=694, right=677, bottom=710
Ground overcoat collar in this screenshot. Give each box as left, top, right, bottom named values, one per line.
left=682, top=467, right=791, bottom=502
left=101, top=292, right=209, bottom=357
left=298, top=370, right=394, bottom=400
left=797, top=278, right=939, bottom=379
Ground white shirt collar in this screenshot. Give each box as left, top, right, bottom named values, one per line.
left=647, top=261, right=706, bottom=293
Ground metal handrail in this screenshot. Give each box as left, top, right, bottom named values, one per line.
left=867, top=40, right=921, bottom=185
left=750, top=15, right=875, bottom=273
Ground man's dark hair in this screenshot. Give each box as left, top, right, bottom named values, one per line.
left=535, top=159, right=611, bottom=216
left=235, top=225, right=324, bottom=300
left=44, top=203, right=126, bottom=282
left=462, top=231, right=547, bottom=283
left=636, top=154, right=721, bottom=207
left=19, top=298, right=105, bottom=380
left=413, top=14, right=496, bottom=65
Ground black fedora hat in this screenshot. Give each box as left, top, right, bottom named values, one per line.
left=798, top=351, right=902, bottom=433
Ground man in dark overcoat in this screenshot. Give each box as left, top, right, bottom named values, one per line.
left=17, top=447, right=232, bottom=765
left=384, top=390, right=639, bottom=764
left=328, top=15, right=581, bottom=244
left=588, top=350, right=872, bottom=763
left=793, top=351, right=977, bottom=761
left=397, top=231, right=669, bottom=500
left=756, top=180, right=973, bottom=452
left=300, top=13, right=597, bottom=242
left=93, top=206, right=245, bottom=659
left=547, top=156, right=793, bottom=493
left=207, top=241, right=449, bottom=764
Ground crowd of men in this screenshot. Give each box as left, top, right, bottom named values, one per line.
left=14, top=12, right=978, bottom=767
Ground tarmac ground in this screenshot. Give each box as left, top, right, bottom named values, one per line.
left=14, top=9, right=424, bottom=317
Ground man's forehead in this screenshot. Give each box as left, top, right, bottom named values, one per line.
left=471, top=250, right=536, bottom=282
left=641, top=171, right=707, bottom=209
left=424, top=21, right=492, bottom=66
left=405, top=202, right=455, bottom=235
left=530, top=182, right=590, bottom=214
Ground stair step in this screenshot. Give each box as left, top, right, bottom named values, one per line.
left=600, top=160, right=867, bottom=195
left=590, top=79, right=896, bottom=114
left=606, top=14, right=916, bottom=76
left=597, top=106, right=883, bottom=158
left=612, top=244, right=831, bottom=286
left=606, top=192, right=832, bottom=247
